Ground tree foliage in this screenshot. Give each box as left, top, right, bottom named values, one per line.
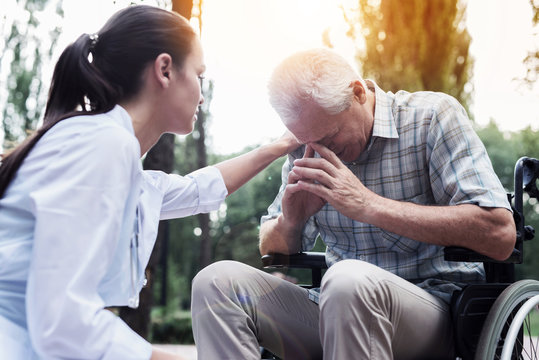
left=121, top=0, right=200, bottom=339
left=344, top=0, right=473, bottom=110
left=522, top=0, right=538, bottom=87
left=476, top=122, right=539, bottom=281
left=4, top=0, right=538, bottom=345
left=1, top=0, right=63, bottom=150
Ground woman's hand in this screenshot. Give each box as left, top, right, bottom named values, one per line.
left=274, top=129, right=301, bottom=156
left=214, top=130, right=301, bottom=196
left=151, top=346, right=187, bottom=360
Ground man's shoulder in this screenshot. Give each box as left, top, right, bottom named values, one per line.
left=393, top=90, right=461, bottom=112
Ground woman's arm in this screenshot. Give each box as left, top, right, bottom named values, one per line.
left=214, top=131, right=300, bottom=195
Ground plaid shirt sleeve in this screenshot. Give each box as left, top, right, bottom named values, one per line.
left=426, top=95, right=510, bottom=209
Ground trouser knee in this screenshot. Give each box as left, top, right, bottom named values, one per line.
left=191, top=260, right=244, bottom=308
left=320, top=259, right=390, bottom=310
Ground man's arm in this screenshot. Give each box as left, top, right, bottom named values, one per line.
left=290, top=142, right=516, bottom=261
left=366, top=199, right=515, bottom=261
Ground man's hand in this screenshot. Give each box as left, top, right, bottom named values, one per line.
left=290, top=142, right=376, bottom=223
left=259, top=145, right=327, bottom=255
left=281, top=145, right=327, bottom=228
left=290, top=143, right=516, bottom=261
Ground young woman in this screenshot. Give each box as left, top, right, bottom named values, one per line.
left=0, top=5, right=298, bottom=360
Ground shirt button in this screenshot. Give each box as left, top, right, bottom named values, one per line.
left=359, top=255, right=366, bottom=261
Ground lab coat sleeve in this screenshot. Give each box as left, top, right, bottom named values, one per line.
left=145, top=166, right=227, bottom=220
left=26, top=126, right=152, bottom=359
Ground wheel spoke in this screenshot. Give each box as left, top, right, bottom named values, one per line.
left=474, top=281, right=539, bottom=360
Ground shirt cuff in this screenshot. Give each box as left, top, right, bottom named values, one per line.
left=189, top=166, right=228, bottom=213
left=102, top=318, right=152, bottom=360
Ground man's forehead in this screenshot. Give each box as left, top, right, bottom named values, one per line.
left=285, top=115, right=332, bottom=144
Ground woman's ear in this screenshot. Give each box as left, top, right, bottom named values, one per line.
left=351, top=80, right=367, bottom=104
left=154, top=53, right=173, bottom=88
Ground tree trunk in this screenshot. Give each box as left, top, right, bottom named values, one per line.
left=119, top=0, right=194, bottom=339
left=119, top=134, right=175, bottom=337
left=195, top=108, right=211, bottom=269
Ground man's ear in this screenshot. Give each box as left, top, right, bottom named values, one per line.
left=351, top=80, right=367, bottom=104
left=154, top=53, right=173, bottom=88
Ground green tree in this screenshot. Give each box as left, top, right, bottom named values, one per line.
left=344, top=0, right=473, bottom=110
left=476, top=121, right=519, bottom=189
left=477, top=122, right=539, bottom=281
left=212, top=153, right=285, bottom=268
left=119, top=0, right=205, bottom=339
left=154, top=78, right=215, bottom=313
left=522, top=0, right=538, bottom=87
left=1, top=0, right=62, bottom=151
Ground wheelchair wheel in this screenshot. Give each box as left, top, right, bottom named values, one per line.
left=260, top=347, right=281, bottom=359
left=475, top=279, right=539, bottom=360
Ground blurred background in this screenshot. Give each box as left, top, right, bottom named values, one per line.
left=1, top=0, right=538, bottom=345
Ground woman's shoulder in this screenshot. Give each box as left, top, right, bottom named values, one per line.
left=25, top=108, right=141, bottom=181
left=45, top=108, right=139, bottom=156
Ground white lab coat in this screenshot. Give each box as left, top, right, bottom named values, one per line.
left=0, top=105, right=227, bottom=359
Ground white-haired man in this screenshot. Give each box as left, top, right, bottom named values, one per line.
left=191, top=48, right=515, bottom=359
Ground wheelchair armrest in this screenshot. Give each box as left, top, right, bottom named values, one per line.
left=261, top=251, right=328, bottom=269
left=443, top=246, right=521, bottom=263
left=261, top=252, right=327, bottom=288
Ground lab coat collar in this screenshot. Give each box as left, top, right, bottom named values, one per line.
left=109, top=105, right=135, bottom=136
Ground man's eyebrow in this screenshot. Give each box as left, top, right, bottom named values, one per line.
left=316, top=129, right=339, bottom=143
left=300, top=132, right=334, bottom=146
left=297, top=134, right=322, bottom=145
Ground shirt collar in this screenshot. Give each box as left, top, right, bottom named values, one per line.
left=108, top=105, right=135, bottom=136
left=366, top=79, right=399, bottom=140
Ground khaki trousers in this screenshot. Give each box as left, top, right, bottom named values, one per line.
left=191, top=259, right=454, bottom=360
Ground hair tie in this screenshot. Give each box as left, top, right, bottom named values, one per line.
left=89, top=33, right=99, bottom=50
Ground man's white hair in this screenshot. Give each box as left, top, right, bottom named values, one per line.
left=268, top=48, right=365, bottom=124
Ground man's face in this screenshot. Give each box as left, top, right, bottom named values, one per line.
left=285, top=100, right=372, bottom=162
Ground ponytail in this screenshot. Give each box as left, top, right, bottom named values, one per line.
left=0, top=5, right=196, bottom=199
left=0, top=121, right=56, bottom=198
left=0, top=33, right=107, bottom=199
left=44, top=33, right=120, bottom=124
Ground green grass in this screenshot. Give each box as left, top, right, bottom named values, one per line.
left=150, top=309, right=194, bottom=344
left=528, top=308, right=539, bottom=337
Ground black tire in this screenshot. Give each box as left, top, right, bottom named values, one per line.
left=260, top=347, right=281, bottom=359
left=475, top=279, right=539, bottom=360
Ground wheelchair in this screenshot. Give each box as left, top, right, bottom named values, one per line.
left=261, top=156, right=539, bottom=360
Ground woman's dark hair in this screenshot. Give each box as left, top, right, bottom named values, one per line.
left=0, top=5, right=196, bottom=198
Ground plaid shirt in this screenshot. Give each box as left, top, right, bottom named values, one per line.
left=261, top=81, right=511, bottom=304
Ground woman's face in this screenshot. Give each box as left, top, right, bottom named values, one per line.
left=164, top=37, right=206, bottom=135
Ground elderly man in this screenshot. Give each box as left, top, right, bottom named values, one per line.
left=191, top=48, right=515, bottom=359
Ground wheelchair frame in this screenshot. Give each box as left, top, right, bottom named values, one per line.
left=261, top=156, right=539, bottom=360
